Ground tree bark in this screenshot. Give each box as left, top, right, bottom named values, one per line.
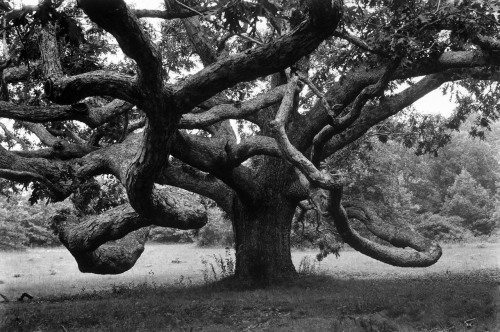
left=231, top=156, right=299, bottom=284
left=233, top=195, right=297, bottom=285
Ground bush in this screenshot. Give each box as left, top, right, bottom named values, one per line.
left=0, top=194, right=67, bottom=250
left=197, top=207, right=233, bottom=247
left=416, top=214, right=474, bottom=242
left=471, top=218, right=497, bottom=236
left=200, top=247, right=235, bottom=283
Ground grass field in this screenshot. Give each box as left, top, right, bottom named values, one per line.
left=1, top=241, right=499, bottom=331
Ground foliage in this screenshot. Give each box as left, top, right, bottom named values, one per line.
left=71, top=176, right=127, bottom=215
left=441, top=169, right=498, bottom=235
left=0, top=192, right=69, bottom=250
left=200, top=247, right=235, bottom=283
left=415, top=214, right=474, bottom=242
left=291, top=207, right=344, bottom=259
left=196, top=206, right=233, bottom=247
left=297, top=255, right=322, bottom=275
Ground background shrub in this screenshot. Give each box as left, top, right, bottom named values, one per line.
left=197, top=206, right=233, bottom=247
left=415, top=214, right=474, bottom=242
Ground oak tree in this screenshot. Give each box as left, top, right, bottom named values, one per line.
left=0, top=0, right=498, bottom=283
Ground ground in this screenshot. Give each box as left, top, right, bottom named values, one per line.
left=0, top=241, right=499, bottom=331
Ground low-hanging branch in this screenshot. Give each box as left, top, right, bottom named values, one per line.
left=320, top=190, right=442, bottom=267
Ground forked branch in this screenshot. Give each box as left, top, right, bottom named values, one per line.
left=270, top=76, right=340, bottom=191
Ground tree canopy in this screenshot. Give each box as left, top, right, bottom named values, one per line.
left=0, top=0, right=498, bottom=283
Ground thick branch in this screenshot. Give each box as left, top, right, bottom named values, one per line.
left=159, top=164, right=234, bottom=214
left=182, top=16, right=217, bottom=66
left=45, top=71, right=141, bottom=105
left=321, top=68, right=500, bottom=158
left=296, top=50, right=500, bottom=150
left=180, top=85, right=287, bottom=129
left=311, top=61, right=399, bottom=165
left=78, top=0, right=163, bottom=87
left=317, top=189, right=442, bottom=267
left=0, top=100, right=133, bottom=128
left=270, top=76, right=339, bottom=191
left=172, top=132, right=260, bottom=200
left=175, top=0, right=343, bottom=111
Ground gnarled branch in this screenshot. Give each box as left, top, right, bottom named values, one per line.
left=318, top=190, right=442, bottom=267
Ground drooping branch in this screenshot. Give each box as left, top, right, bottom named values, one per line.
left=51, top=183, right=209, bottom=274
left=318, top=189, right=442, bottom=267
left=0, top=169, right=61, bottom=195
left=52, top=205, right=150, bottom=274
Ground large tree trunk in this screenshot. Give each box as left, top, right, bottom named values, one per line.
left=233, top=195, right=297, bottom=285
left=232, top=157, right=298, bottom=285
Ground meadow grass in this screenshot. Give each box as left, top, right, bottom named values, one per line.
left=1, top=242, right=499, bottom=331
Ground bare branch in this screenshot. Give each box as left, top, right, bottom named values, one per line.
left=46, top=71, right=141, bottom=105
left=159, top=164, right=234, bottom=214
left=297, top=71, right=332, bottom=113
left=297, top=50, right=500, bottom=149
left=78, top=0, right=163, bottom=87
left=0, top=100, right=133, bottom=128
left=180, top=85, right=287, bottom=129
left=175, top=0, right=343, bottom=112
left=0, top=122, right=28, bottom=150
left=333, top=30, right=389, bottom=57
left=320, top=67, right=500, bottom=159
left=20, top=122, right=94, bottom=159
left=0, top=169, right=60, bottom=194
left=270, top=76, right=339, bottom=191
left=310, top=60, right=400, bottom=165
left=133, top=4, right=218, bottom=20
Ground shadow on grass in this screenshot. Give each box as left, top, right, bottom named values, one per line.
left=1, top=270, right=498, bottom=332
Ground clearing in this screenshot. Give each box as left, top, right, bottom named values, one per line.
left=1, top=241, right=499, bottom=331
